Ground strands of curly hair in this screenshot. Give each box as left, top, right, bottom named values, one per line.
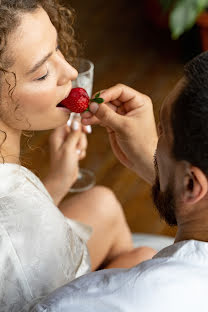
left=0, top=0, right=79, bottom=67
left=0, top=0, right=79, bottom=163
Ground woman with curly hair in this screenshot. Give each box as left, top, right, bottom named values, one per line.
left=0, top=1, right=156, bottom=310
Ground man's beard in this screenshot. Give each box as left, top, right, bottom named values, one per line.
left=152, top=156, right=177, bottom=226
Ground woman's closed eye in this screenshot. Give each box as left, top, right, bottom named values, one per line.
left=37, top=71, right=49, bottom=81
left=37, top=45, right=60, bottom=81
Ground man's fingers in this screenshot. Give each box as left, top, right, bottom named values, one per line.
left=89, top=101, right=124, bottom=132
left=82, top=101, right=119, bottom=126
left=92, top=89, right=106, bottom=99
left=124, top=93, right=152, bottom=113
left=99, top=84, right=135, bottom=104
left=99, top=84, right=151, bottom=113
left=82, top=84, right=152, bottom=127
left=81, top=111, right=92, bottom=118
left=111, top=99, right=122, bottom=107
left=81, top=115, right=100, bottom=126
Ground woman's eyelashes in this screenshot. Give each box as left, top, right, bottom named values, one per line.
left=37, top=71, right=49, bottom=81
left=37, top=45, right=60, bottom=81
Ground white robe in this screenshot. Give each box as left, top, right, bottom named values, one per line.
left=0, top=163, right=92, bottom=311
left=33, top=239, right=208, bottom=312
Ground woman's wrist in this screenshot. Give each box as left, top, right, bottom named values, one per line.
left=42, top=175, right=70, bottom=206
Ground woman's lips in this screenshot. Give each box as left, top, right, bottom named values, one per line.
left=57, top=106, right=71, bottom=113
left=56, top=103, right=71, bottom=113
left=56, top=87, right=71, bottom=112
left=56, top=102, right=64, bottom=107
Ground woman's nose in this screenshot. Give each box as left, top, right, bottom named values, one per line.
left=57, top=58, right=78, bottom=86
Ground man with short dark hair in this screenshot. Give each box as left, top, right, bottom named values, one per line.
left=32, top=52, right=208, bottom=312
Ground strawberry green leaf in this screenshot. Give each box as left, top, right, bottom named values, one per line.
left=93, top=98, right=104, bottom=104
left=95, top=92, right=100, bottom=98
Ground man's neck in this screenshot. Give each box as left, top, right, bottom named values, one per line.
left=175, top=218, right=208, bottom=243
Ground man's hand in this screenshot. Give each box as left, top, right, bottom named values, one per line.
left=81, top=84, right=158, bottom=185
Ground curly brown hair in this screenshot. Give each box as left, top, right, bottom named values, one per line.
left=0, top=0, right=79, bottom=68
left=0, top=0, right=79, bottom=163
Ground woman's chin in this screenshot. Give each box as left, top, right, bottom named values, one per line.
left=24, top=117, right=70, bottom=131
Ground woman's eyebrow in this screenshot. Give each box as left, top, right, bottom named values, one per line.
left=26, top=52, right=53, bottom=75
left=26, top=33, right=58, bottom=76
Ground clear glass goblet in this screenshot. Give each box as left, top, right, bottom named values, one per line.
left=69, top=58, right=96, bottom=193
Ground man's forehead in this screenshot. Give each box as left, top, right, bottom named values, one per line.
left=160, top=78, right=186, bottom=122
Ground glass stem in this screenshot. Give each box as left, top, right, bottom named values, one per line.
left=78, top=169, right=83, bottom=180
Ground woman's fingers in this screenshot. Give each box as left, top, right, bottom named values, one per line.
left=82, top=125, right=92, bottom=134
left=63, top=120, right=82, bottom=152
left=49, top=125, right=70, bottom=152
left=62, top=120, right=87, bottom=158
left=77, top=133, right=88, bottom=160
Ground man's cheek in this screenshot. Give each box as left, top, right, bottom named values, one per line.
left=157, top=153, right=172, bottom=192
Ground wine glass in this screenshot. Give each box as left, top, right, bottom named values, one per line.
left=69, top=58, right=96, bottom=193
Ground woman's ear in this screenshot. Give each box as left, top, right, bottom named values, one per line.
left=182, top=166, right=208, bottom=205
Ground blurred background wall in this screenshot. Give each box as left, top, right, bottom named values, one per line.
left=23, top=0, right=207, bottom=237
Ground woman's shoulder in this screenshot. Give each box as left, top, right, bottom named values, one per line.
left=0, top=163, right=26, bottom=198
left=0, top=163, right=53, bottom=202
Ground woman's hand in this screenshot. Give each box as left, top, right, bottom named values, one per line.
left=81, top=84, right=158, bottom=185
left=43, top=120, right=88, bottom=205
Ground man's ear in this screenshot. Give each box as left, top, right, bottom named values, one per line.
left=182, top=166, right=208, bottom=205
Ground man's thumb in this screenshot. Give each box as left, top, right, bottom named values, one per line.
left=89, top=102, right=123, bottom=131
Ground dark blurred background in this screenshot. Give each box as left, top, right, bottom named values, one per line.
left=24, top=0, right=207, bottom=237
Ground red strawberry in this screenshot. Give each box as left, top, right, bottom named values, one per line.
left=61, top=88, right=90, bottom=113
left=61, top=87, right=104, bottom=113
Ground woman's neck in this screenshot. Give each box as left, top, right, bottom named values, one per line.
left=0, top=120, right=21, bottom=164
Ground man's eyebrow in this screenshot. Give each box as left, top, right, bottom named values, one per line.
left=158, top=106, right=165, bottom=130
left=159, top=106, right=162, bottom=120
left=26, top=33, right=58, bottom=76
